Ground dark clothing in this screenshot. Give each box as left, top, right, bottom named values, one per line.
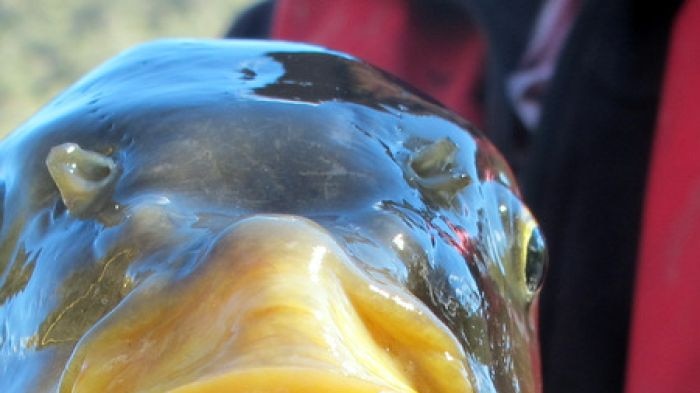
left=516, top=2, right=681, bottom=392
left=225, top=0, right=275, bottom=39
left=227, top=1, right=684, bottom=392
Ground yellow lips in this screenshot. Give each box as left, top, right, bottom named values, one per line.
left=167, top=368, right=412, bottom=393
left=60, top=215, right=473, bottom=393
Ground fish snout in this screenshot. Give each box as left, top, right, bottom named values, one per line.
left=61, top=214, right=473, bottom=393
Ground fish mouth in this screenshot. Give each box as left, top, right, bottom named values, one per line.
left=167, top=368, right=415, bottom=393
left=60, top=215, right=473, bottom=393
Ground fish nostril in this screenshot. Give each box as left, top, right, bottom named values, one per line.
left=405, top=138, right=472, bottom=207
left=45, top=143, right=119, bottom=218
left=79, top=161, right=112, bottom=182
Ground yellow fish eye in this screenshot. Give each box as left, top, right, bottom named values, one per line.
left=524, top=226, right=547, bottom=294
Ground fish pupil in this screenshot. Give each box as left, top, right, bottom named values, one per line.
left=525, top=227, right=547, bottom=293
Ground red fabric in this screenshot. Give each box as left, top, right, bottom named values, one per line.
left=626, top=1, right=700, bottom=392
left=270, top=0, right=486, bottom=128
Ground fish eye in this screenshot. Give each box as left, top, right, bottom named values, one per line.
left=524, top=226, right=547, bottom=293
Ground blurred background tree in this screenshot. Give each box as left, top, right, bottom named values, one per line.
left=0, top=0, right=255, bottom=139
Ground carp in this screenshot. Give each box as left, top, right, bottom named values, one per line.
left=0, top=40, right=546, bottom=393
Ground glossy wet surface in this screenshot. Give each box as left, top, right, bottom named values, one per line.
left=0, top=40, right=546, bottom=393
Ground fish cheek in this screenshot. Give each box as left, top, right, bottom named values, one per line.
left=34, top=246, right=137, bottom=348
left=338, top=211, right=430, bottom=286
left=33, top=200, right=182, bottom=349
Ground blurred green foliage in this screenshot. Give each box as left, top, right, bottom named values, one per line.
left=0, top=0, right=256, bottom=139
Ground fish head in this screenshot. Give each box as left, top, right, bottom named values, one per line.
left=0, top=40, right=546, bottom=393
